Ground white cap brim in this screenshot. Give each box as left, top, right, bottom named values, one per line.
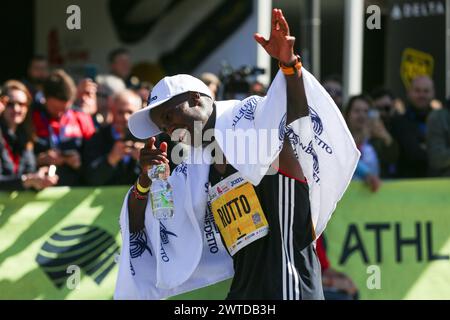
left=128, top=73, right=213, bottom=140
left=128, top=97, right=172, bottom=139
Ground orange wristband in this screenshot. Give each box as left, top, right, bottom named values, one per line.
left=279, top=55, right=302, bottom=76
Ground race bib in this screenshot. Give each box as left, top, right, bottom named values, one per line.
left=208, top=172, right=269, bottom=256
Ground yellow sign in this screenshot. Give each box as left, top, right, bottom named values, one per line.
left=209, top=172, right=269, bottom=255
left=400, top=48, right=434, bottom=89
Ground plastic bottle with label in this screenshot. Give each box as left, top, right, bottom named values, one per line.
left=148, top=164, right=174, bottom=219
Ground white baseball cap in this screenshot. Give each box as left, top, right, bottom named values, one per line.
left=128, top=74, right=213, bottom=139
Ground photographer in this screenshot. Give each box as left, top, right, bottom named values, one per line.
left=219, top=64, right=265, bottom=100
left=83, top=89, right=143, bottom=186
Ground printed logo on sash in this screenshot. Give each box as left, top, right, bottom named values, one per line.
left=208, top=172, right=269, bottom=256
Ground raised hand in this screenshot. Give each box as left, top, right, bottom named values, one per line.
left=139, top=137, right=169, bottom=173
left=254, top=8, right=296, bottom=66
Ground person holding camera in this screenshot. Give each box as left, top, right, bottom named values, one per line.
left=32, top=70, right=96, bottom=186
left=83, top=89, right=143, bottom=186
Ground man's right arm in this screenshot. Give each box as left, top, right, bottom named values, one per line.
left=128, top=137, right=169, bottom=233
left=128, top=173, right=151, bottom=233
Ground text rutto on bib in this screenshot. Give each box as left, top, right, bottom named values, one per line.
left=208, top=172, right=269, bottom=256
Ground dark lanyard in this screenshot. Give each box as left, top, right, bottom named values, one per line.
left=3, top=138, right=20, bottom=174
left=40, top=111, right=61, bottom=148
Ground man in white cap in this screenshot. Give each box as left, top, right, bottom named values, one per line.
left=117, top=8, right=358, bottom=300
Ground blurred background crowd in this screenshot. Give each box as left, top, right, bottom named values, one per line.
left=2, top=49, right=448, bottom=192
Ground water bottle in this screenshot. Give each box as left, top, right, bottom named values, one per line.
left=148, top=164, right=174, bottom=219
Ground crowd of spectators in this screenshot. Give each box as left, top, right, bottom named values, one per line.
left=0, top=50, right=276, bottom=192
left=321, top=74, right=449, bottom=193
left=1, top=51, right=449, bottom=191
left=0, top=49, right=146, bottom=191
left=318, top=73, right=449, bottom=299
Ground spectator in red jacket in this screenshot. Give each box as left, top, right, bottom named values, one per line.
left=32, top=69, right=95, bottom=186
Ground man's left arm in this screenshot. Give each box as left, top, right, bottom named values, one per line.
left=254, top=8, right=309, bottom=125
left=255, top=8, right=309, bottom=181
left=284, top=65, right=309, bottom=124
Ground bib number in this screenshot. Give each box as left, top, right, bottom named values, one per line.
left=209, top=172, right=269, bottom=256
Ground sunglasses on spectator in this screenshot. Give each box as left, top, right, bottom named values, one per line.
left=6, top=100, right=28, bottom=108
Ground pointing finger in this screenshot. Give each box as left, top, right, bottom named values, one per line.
left=278, top=10, right=290, bottom=35
left=145, top=137, right=156, bottom=150
left=159, top=141, right=168, bottom=153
